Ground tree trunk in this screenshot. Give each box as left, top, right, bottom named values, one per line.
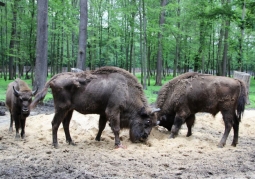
left=155, top=0, right=168, bottom=86
left=237, top=1, right=245, bottom=71
left=222, top=16, right=230, bottom=76
left=142, top=0, right=147, bottom=89
left=34, top=0, right=48, bottom=91
left=173, top=0, right=180, bottom=77
left=8, top=0, right=19, bottom=80
left=77, top=0, right=88, bottom=70
left=216, top=20, right=224, bottom=76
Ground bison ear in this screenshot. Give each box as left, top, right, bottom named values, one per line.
left=139, top=107, right=149, bottom=117
left=13, top=86, right=20, bottom=97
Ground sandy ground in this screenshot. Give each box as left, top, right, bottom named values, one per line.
left=0, top=106, right=255, bottom=179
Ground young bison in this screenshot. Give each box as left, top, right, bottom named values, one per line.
left=6, top=79, right=37, bottom=139
left=156, top=72, right=247, bottom=148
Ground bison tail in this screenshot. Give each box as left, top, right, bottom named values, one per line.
left=30, top=87, right=49, bottom=109
left=236, top=81, right=247, bottom=122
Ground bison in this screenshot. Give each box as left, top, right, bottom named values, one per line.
left=6, top=79, right=37, bottom=139
left=156, top=72, right=247, bottom=148
left=31, top=66, right=160, bottom=148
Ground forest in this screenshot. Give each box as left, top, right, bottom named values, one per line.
left=0, top=0, right=255, bottom=89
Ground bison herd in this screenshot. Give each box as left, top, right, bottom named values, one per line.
left=5, top=66, right=247, bottom=149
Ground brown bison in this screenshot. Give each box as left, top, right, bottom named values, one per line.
left=31, top=66, right=160, bottom=148
left=6, top=79, right=37, bottom=139
left=156, top=72, right=247, bottom=148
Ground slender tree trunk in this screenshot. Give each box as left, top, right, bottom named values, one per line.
left=34, top=0, right=48, bottom=91
left=173, top=0, right=180, bottom=77
left=142, top=0, right=147, bottom=89
left=216, top=20, right=224, bottom=76
left=129, top=0, right=136, bottom=73
left=77, top=0, right=88, bottom=70
left=155, top=0, right=168, bottom=86
left=222, top=13, right=230, bottom=76
left=237, top=0, right=245, bottom=71
left=9, top=0, right=19, bottom=80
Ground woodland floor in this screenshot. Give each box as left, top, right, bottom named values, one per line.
left=0, top=103, right=255, bottom=179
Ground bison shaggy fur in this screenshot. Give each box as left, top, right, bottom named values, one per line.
left=5, top=79, right=37, bottom=139
left=156, top=72, right=247, bottom=148
left=31, top=66, right=159, bottom=148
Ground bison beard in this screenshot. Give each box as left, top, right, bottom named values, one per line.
left=5, top=79, right=37, bottom=139
left=156, top=72, right=247, bottom=148
left=31, top=67, right=160, bottom=148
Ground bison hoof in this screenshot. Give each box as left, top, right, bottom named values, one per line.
left=217, top=143, right=225, bottom=148
left=53, top=143, right=59, bottom=149
left=95, top=136, right=100, bottom=141
left=15, top=134, right=20, bottom=140
left=9, top=128, right=13, bottom=133
left=186, top=133, right=192, bottom=137
left=68, top=141, right=76, bottom=146
left=231, top=143, right=237, bottom=147
left=115, top=143, right=127, bottom=149
left=169, top=133, right=175, bottom=139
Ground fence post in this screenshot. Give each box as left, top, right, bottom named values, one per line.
left=233, top=71, right=251, bottom=105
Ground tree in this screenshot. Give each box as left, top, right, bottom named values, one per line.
left=34, top=0, right=48, bottom=91
left=155, top=0, right=168, bottom=86
left=8, top=0, right=19, bottom=80
left=77, top=0, right=88, bottom=70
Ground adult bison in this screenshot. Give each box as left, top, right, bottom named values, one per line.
left=6, top=79, right=37, bottom=139
left=156, top=72, right=247, bottom=148
left=31, top=66, right=160, bottom=148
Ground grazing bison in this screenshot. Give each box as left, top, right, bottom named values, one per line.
left=31, top=66, right=160, bottom=148
left=5, top=79, right=37, bottom=139
left=156, top=72, right=247, bottom=148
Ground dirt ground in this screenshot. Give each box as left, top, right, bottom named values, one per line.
left=0, top=104, right=255, bottom=179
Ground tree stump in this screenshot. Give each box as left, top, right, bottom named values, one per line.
left=233, top=71, right=251, bottom=105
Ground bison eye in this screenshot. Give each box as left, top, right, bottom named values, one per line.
left=145, top=120, right=151, bottom=127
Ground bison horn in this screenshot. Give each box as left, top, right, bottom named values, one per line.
left=32, top=87, right=38, bottom=96
left=13, top=86, right=20, bottom=97
left=151, top=108, right=160, bottom=114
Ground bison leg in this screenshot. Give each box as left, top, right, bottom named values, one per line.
left=20, top=118, right=26, bottom=139
left=62, top=110, right=75, bottom=145
left=106, top=111, right=122, bottom=147
left=218, top=113, right=233, bottom=148
left=95, top=114, right=107, bottom=141
left=14, top=115, right=21, bottom=139
left=170, top=116, right=185, bottom=138
left=52, top=111, right=67, bottom=148
left=231, top=118, right=239, bottom=147
left=186, top=114, right=195, bottom=137
left=9, top=112, right=14, bottom=133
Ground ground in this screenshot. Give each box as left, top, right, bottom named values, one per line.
left=0, top=104, right=255, bottom=179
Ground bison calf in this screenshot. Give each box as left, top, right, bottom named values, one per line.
left=6, top=79, right=37, bottom=139
left=156, top=72, right=247, bottom=148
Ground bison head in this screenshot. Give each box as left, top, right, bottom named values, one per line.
left=13, top=86, right=37, bottom=117
left=129, top=107, right=160, bottom=143
left=157, top=114, right=175, bottom=131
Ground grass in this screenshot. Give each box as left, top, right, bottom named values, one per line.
left=0, top=74, right=254, bottom=109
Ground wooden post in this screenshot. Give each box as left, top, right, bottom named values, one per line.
left=233, top=71, right=251, bottom=105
